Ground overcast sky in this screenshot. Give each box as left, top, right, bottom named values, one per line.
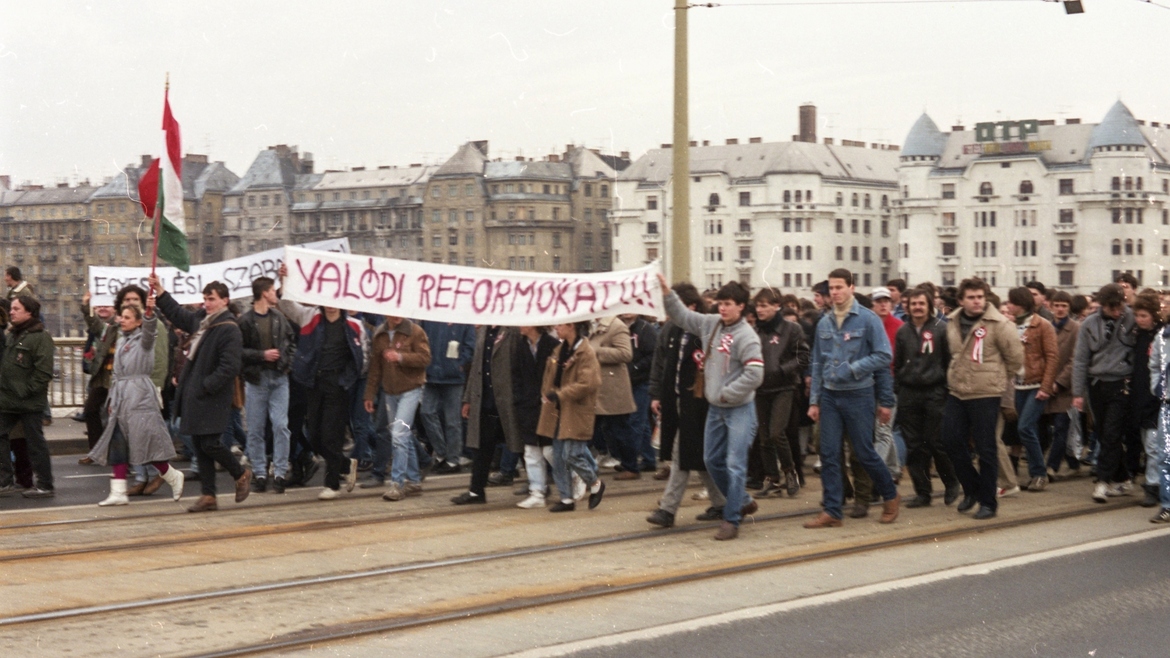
left=2, top=0, right=1168, bottom=185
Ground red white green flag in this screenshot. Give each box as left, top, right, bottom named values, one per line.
left=137, top=87, right=189, bottom=271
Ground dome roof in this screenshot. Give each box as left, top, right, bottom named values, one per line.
left=901, top=114, right=948, bottom=158
left=1087, top=101, right=1147, bottom=151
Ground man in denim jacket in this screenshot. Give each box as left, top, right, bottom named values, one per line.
left=804, top=269, right=900, bottom=528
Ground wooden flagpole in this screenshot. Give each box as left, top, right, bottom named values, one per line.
left=150, top=73, right=168, bottom=275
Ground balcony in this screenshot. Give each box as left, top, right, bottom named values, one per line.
left=1053, top=253, right=1079, bottom=265
left=641, top=233, right=661, bottom=243
left=1053, top=223, right=1078, bottom=234
left=39, top=254, right=58, bottom=263
left=936, top=255, right=960, bottom=265
left=734, top=231, right=753, bottom=240
left=936, top=225, right=959, bottom=236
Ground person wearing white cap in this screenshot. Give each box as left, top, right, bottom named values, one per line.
left=870, top=287, right=904, bottom=481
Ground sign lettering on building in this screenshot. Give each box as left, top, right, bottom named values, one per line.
left=962, top=119, right=1051, bottom=155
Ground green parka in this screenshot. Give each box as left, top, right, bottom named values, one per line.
left=0, top=321, right=54, bottom=413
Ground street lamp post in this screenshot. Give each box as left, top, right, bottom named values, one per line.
left=670, top=0, right=690, bottom=285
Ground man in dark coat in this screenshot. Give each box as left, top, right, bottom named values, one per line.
left=452, top=325, right=521, bottom=504
left=149, top=275, right=251, bottom=512
left=621, top=314, right=659, bottom=473
left=0, top=295, right=55, bottom=498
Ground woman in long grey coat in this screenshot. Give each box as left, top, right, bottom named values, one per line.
left=87, top=295, right=184, bottom=506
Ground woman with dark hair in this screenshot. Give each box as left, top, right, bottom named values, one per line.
left=513, top=326, right=560, bottom=508
left=86, top=293, right=184, bottom=505
left=538, top=321, right=606, bottom=512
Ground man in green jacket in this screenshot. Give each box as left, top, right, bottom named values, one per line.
left=0, top=295, right=56, bottom=498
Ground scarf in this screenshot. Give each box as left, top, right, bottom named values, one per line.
left=8, top=318, right=41, bottom=335
left=186, top=308, right=229, bottom=362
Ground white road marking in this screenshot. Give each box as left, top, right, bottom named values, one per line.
left=502, top=526, right=1170, bottom=658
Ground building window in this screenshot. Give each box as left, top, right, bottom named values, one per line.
left=553, top=256, right=561, bottom=271
left=1138, top=239, right=1144, bottom=256
left=851, top=246, right=859, bottom=261
left=881, top=246, right=889, bottom=261
left=600, top=184, right=609, bottom=197
left=647, top=221, right=658, bottom=235
left=851, top=193, right=859, bottom=207
left=1059, top=270, right=1074, bottom=286
left=783, top=219, right=791, bottom=232
left=739, top=191, right=751, bottom=206
left=836, top=218, right=843, bottom=233
left=1019, top=180, right=1034, bottom=195
left=851, top=219, right=858, bottom=234
left=739, top=246, right=751, bottom=261
left=795, top=246, right=803, bottom=260
left=1059, top=179, right=1074, bottom=195
left=941, top=184, right=955, bottom=199
left=794, top=218, right=803, bottom=232
left=881, top=220, right=889, bottom=237
left=942, top=212, right=956, bottom=227
left=979, top=182, right=993, bottom=196
left=1112, top=239, right=1121, bottom=255
left=864, top=194, right=871, bottom=209
left=552, top=232, right=561, bottom=248
left=739, top=219, right=751, bottom=233
left=942, top=242, right=956, bottom=256
left=863, top=246, right=871, bottom=263
left=584, top=257, right=593, bottom=271
left=783, top=246, right=791, bottom=260
left=784, top=191, right=792, bottom=203
left=1059, top=239, right=1075, bottom=255
left=836, top=192, right=843, bottom=206
left=708, top=193, right=720, bottom=207
left=585, top=184, right=593, bottom=197
left=836, top=246, right=844, bottom=260
left=1059, top=209, right=1074, bottom=224
left=647, top=196, right=658, bottom=210
left=465, top=233, right=475, bottom=247
left=465, top=210, right=475, bottom=222
left=863, top=220, right=871, bottom=235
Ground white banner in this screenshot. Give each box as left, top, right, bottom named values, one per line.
left=87, top=238, right=350, bottom=307
left=281, top=246, right=665, bottom=325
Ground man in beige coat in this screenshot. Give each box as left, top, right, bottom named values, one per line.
left=588, top=316, right=639, bottom=479
left=941, top=278, right=1025, bottom=520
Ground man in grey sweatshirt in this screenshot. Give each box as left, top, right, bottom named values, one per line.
left=1073, top=283, right=1137, bottom=502
left=659, top=274, right=764, bottom=541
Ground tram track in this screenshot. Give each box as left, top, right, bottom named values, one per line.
left=0, top=496, right=1133, bottom=638
left=180, top=500, right=1137, bottom=658
left=0, top=481, right=680, bottom=563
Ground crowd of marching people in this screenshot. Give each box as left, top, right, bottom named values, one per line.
left=2, top=261, right=1170, bottom=540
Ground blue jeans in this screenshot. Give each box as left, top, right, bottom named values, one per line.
left=421, top=383, right=465, bottom=465
left=1014, top=388, right=1048, bottom=479
left=703, top=402, right=758, bottom=527
left=817, top=388, right=897, bottom=520
left=348, top=380, right=377, bottom=463
left=594, top=413, right=638, bottom=473
left=373, top=387, right=422, bottom=485
left=245, top=371, right=291, bottom=479
left=1158, top=407, right=1170, bottom=507
left=630, top=382, right=655, bottom=470
left=220, top=407, right=246, bottom=451
left=551, top=439, right=598, bottom=502
left=1047, top=409, right=1081, bottom=472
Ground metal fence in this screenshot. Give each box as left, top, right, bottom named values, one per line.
left=51, top=337, right=87, bottom=408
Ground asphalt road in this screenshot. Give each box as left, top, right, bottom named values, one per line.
left=574, top=533, right=1170, bottom=658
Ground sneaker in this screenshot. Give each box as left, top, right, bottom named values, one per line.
left=695, top=506, right=724, bottom=522
left=458, top=456, right=473, bottom=467
left=1026, top=476, right=1048, bottom=492
left=813, top=459, right=822, bottom=474
left=548, top=501, right=576, bottom=512
left=317, top=487, right=340, bottom=500
left=451, top=491, right=485, bottom=505
left=692, top=489, right=710, bottom=501
left=1151, top=508, right=1170, bottom=524
left=573, top=474, right=588, bottom=501
left=996, top=485, right=1020, bottom=498
left=905, top=494, right=932, bottom=508
left=252, top=478, right=268, bottom=494
left=383, top=482, right=405, bottom=501
left=1105, top=483, right=1130, bottom=497
left=599, top=456, right=620, bottom=470
left=1141, top=486, right=1160, bottom=508
left=848, top=501, right=869, bottom=518
left=1092, top=482, right=1109, bottom=503
left=784, top=469, right=801, bottom=497
left=1116, top=480, right=1134, bottom=495
left=0, top=484, right=17, bottom=497
left=973, top=505, right=997, bottom=520
left=758, top=478, right=781, bottom=496
left=646, top=509, right=675, bottom=528
left=746, top=478, right=764, bottom=491
left=943, top=484, right=961, bottom=506
left=517, top=494, right=546, bottom=509
left=271, top=478, right=286, bottom=494
left=21, top=487, right=55, bottom=499
left=358, top=477, right=385, bottom=489
left=345, top=459, right=358, bottom=492
left=433, top=461, right=461, bottom=474
left=403, top=482, right=423, bottom=497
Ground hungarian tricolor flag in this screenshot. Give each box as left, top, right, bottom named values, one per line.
left=137, top=87, right=189, bottom=271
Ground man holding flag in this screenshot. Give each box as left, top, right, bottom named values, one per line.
left=140, top=83, right=250, bottom=510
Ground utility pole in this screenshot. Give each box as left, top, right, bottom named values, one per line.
left=670, top=0, right=690, bottom=284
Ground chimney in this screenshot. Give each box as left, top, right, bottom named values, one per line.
left=799, top=104, right=817, bottom=143
left=472, top=140, right=489, bottom=156
left=1065, top=118, right=1080, bottom=125
left=184, top=153, right=208, bottom=164
left=689, top=140, right=697, bottom=147
left=515, top=156, right=525, bottom=161
left=888, top=145, right=900, bottom=151
left=141, top=154, right=153, bottom=167
left=661, top=143, right=672, bottom=149
left=378, top=165, right=390, bottom=170
left=1137, top=120, right=1146, bottom=126
left=725, top=138, right=738, bottom=145
left=301, top=152, right=314, bottom=174
left=701, top=140, right=709, bottom=147
left=748, top=137, right=762, bottom=144
left=352, top=166, right=365, bottom=171
left=409, top=163, right=422, bottom=167
left=57, top=182, right=69, bottom=188
left=0, top=175, right=9, bottom=190
left=951, top=125, right=965, bottom=131
left=548, top=154, right=560, bottom=162
left=620, top=151, right=630, bottom=159
left=823, top=137, right=834, bottom=145
left=1153, top=122, right=1161, bottom=128
left=1038, top=119, right=1056, bottom=126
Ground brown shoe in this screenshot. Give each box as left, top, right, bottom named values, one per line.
left=235, top=467, right=253, bottom=503
left=614, top=471, right=641, bottom=481
left=714, top=521, right=739, bottom=540
left=879, top=492, right=901, bottom=524
left=126, top=481, right=147, bottom=496
left=741, top=498, right=759, bottom=516
left=187, top=495, right=218, bottom=513
left=142, top=476, right=165, bottom=496
left=803, top=512, right=843, bottom=529
left=849, top=501, right=869, bottom=518
left=653, top=465, right=671, bottom=481
left=78, top=457, right=94, bottom=465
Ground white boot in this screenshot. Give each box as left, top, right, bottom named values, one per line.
left=98, top=478, right=129, bottom=506
left=160, top=466, right=185, bottom=502
left=517, top=492, right=546, bottom=509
